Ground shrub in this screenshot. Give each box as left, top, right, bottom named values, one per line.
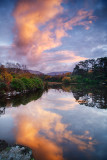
left=0, top=82, right=7, bottom=93
left=11, top=79, right=26, bottom=91
left=31, top=78, right=43, bottom=89
left=21, top=77, right=43, bottom=90
left=62, top=77, right=71, bottom=84
left=21, top=78, right=32, bottom=90
left=71, top=76, right=78, bottom=83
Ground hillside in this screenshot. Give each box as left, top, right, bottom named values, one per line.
left=47, top=71, right=71, bottom=76
left=28, top=70, right=44, bottom=75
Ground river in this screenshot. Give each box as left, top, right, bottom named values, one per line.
left=0, top=85, right=107, bottom=160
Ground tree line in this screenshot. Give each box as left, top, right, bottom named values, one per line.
left=44, top=57, right=107, bottom=84
left=0, top=57, right=106, bottom=93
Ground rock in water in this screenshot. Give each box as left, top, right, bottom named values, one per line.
left=0, top=142, right=33, bottom=160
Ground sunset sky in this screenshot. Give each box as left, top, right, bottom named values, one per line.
left=0, top=0, right=107, bottom=73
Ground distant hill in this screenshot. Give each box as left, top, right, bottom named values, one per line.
left=47, top=71, right=71, bottom=76
left=29, top=70, right=72, bottom=76
left=28, top=70, right=44, bottom=75
left=7, top=68, right=71, bottom=76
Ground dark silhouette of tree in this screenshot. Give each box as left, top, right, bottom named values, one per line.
left=72, top=57, right=107, bottom=83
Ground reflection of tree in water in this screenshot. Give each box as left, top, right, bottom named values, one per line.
left=0, top=90, right=43, bottom=108
left=0, top=107, right=5, bottom=116
left=72, top=86, right=107, bottom=109
left=12, top=90, right=43, bottom=107
left=49, top=84, right=107, bottom=109
left=0, top=85, right=106, bottom=109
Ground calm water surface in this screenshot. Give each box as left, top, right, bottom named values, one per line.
left=0, top=85, right=107, bottom=160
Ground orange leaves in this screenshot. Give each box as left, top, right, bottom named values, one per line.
left=0, top=66, right=12, bottom=85
left=62, top=77, right=71, bottom=84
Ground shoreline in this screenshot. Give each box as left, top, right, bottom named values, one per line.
left=47, top=81, right=107, bottom=85
left=0, top=87, right=43, bottom=97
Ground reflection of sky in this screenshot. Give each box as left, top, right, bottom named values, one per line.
left=0, top=89, right=107, bottom=159
left=0, top=115, right=15, bottom=144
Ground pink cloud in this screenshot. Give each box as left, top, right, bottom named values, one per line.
left=10, top=0, right=96, bottom=71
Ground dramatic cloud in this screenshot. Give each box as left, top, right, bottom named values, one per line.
left=12, top=0, right=94, bottom=67
left=0, top=0, right=106, bottom=72
left=13, top=0, right=63, bottom=59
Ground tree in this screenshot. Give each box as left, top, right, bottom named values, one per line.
left=62, top=77, right=71, bottom=84
left=0, top=65, right=12, bottom=86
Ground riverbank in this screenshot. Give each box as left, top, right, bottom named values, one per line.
left=47, top=81, right=107, bottom=86
left=48, top=82, right=80, bottom=85
left=0, top=140, right=34, bottom=160
left=0, top=65, right=44, bottom=96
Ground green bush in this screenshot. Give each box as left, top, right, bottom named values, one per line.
left=0, top=82, right=7, bottom=90
left=32, top=78, right=43, bottom=89
left=0, top=82, right=7, bottom=94
left=71, top=76, right=78, bottom=83
left=11, top=79, right=26, bottom=91
left=21, top=78, right=32, bottom=90
left=21, top=77, right=43, bottom=90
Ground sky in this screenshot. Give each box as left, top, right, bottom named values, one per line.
left=0, top=0, right=107, bottom=73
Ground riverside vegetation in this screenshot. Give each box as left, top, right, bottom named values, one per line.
left=44, top=57, right=107, bottom=84
left=0, top=57, right=106, bottom=95
left=0, top=64, right=43, bottom=95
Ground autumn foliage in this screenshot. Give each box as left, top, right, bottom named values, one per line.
left=0, top=65, right=43, bottom=94
left=62, top=77, right=71, bottom=84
